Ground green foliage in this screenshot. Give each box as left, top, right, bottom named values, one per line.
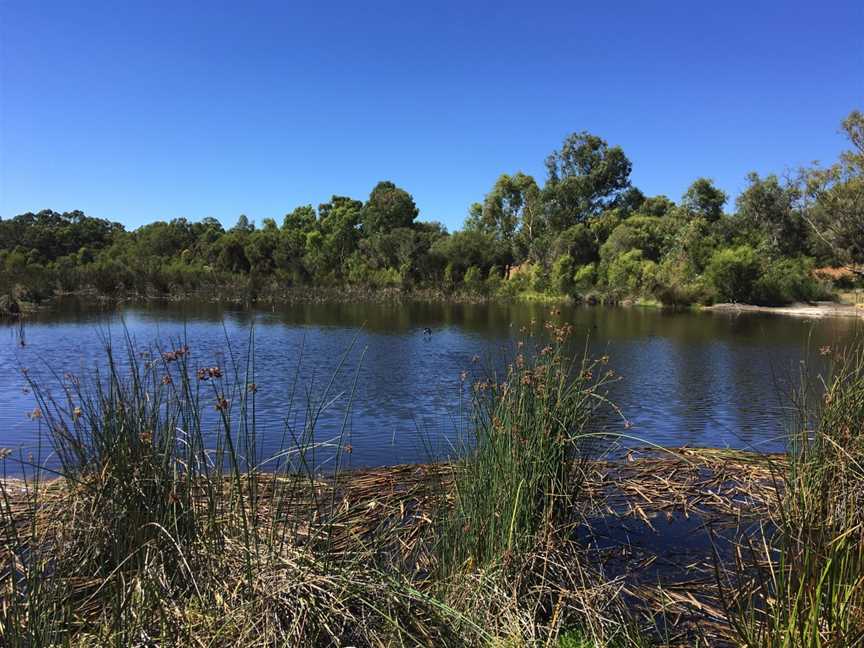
left=752, top=257, right=824, bottom=305
left=736, top=173, right=808, bottom=257
left=681, top=177, right=727, bottom=222
left=439, top=326, right=613, bottom=573
left=551, top=253, right=577, bottom=295
left=2, top=112, right=858, bottom=305
left=574, top=263, right=597, bottom=292
left=544, top=132, right=633, bottom=230
left=706, top=247, right=825, bottom=306
left=723, top=346, right=864, bottom=647
left=706, top=246, right=761, bottom=303
left=464, top=266, right=483, bottom=292
left=362, top=181, right=419, bottom=234
left=552, top=223, right=598, bottom=266
left=800, top=110, right=864, bottom=272
left=604, top=249, right=657, bottom=296
left=600, top=216, right=669, bottom=263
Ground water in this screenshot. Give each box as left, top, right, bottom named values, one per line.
left=1, top=299, right=860, bottom=470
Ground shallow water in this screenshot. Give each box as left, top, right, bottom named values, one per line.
left=0, top=299, right=860, bottom=470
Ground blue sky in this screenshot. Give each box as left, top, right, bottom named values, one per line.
left=1, top=1, right=861, bottom=231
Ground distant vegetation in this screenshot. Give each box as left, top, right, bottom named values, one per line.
left=1, top=111, right=861, bottom=307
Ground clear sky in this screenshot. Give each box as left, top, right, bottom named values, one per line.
left=1, top=1, right=861, bottom=232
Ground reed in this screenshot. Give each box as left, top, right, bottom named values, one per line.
left=0, top=323, right=643, bottom=646
left=0, top=329, right=460, bottom=646
left=434, top=322, right=642, bottom=645
left=719, top=342, right=864, bottom=647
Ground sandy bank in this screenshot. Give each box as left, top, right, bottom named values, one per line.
left=705, top=300, right=864, bottom=319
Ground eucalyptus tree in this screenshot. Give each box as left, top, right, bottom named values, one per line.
left=735, top=173, right=807, bottom=257
left=800, top=110, right=864, bottom=274
left=542, top=131, right=632, bottom=231
left=681, top=178, right=727, bottom=223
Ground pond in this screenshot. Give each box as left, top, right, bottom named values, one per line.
left=0, top=299, right=860, bottom=471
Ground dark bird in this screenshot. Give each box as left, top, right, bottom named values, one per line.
left=423, top=327, right=432, bottom=336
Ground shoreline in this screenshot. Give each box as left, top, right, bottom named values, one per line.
left=5, top=287, right=864, bottom=322
left=703, top=300, right=864, bottom=319
left=1, top=446, right=783, bottom=645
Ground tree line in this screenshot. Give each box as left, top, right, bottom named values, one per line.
left=1, top=111, right=861, bottom=306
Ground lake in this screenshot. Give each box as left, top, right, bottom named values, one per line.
left=1, top=299, right=861, bottom=471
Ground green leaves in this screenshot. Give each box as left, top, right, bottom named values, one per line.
left=362, top=181, right=419, bottom=235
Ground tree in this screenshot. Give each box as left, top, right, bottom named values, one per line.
left=430, top=230, right=508, bottom=280
left=543, top=132, right=632, bottom=230
left=600, top=216, right=670, bottom=263
left=214, top=232, right=250, bottom=273
left=551, top=253, right=576, bottom=295
left=551, top=223, right=598, bottom=266
left=681, top=178, right=727, bottom=223
left=473, top=173, right=542, bottom=255
left=735, top=173, right=807, bottom=256
left=282, top=205, right=316, bottom=233
left=318, top=196, right=364, bottom=273
left=799, top=110, right=864, bottom=275
left=362, top=181, right=418, bottom=235
left=230, top=214, right=255, bottom=233
left=245, top=228, right=280, bottom=273
left=639, top=195, right=676, bottom=218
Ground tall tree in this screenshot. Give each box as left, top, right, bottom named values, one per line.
left=468, top=173, right=542, bottom=266
left=543, top=132, right=632, bottom=230
left=318, top=196, right=364, bottom=272
left=681, top=178, right=727, bottom=223
left=800, top=110, right=864, bottom=274
left=362, top=181, right=419, bottom=235
left=735, top=173, right=807, bottom=256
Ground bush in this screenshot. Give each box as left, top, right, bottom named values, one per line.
left=752, top=257, right=824, bottom=305
left=485, top=265, right=503, bottom=293
left=551, top=254, right=576, bottom=295
left=573, top=263, right=597, bottom=292
left=464, top=265, right=483, bottom=292
left=655, top=256, right=714, bottom=305
left=529, top=263, right=550, bottom=293
left=604, top=249, right=656, bottom=297
left=706, top=246, right=761, bottom=303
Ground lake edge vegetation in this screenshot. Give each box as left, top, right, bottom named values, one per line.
left=0, top=325, right=646, bottom=646
left=2, top=110, right=862, bottom=312
left=2, top=325, right=862, bottom=646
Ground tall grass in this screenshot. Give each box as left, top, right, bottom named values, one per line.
left=0, top=323, right=640, bottom=646
left=436, top=322, right=640, bottom=646
left=439, top=322, right=616, bottom=573
left=722, top=343, right=864, bottom=647
left=0, top=329, right=460, bottom=646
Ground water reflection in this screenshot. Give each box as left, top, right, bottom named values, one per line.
left=1, top=299, right=860, bottom=469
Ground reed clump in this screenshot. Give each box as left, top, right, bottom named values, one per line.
left=722, top=343, right=864, bottom=647
left=0, top=335, right=456, bottom=646
left=435, top=322, right=640, bottom=645
left=0, top=327, right=643, bottom=646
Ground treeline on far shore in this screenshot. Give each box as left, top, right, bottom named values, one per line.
left=2, top=111, right=861, bottom=309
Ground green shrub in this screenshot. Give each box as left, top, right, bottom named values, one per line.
left=706, top=246, right=761, bottom=302
left=551, top=254, right=576, bottom=295
left=443, top=262, right=457, bottom=290
left=485, top=265, right=503, bottom=293
left=573, top=263, right=597, bottom=292
left=655, top=256, right=714, bottom=305
left=464, top=265, right=483, bottom=292
left=605, top=249, right=655, bottom=296
left=529, top=263, right=550, bottom=293
left=752, top=257, right=824, bottom=305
